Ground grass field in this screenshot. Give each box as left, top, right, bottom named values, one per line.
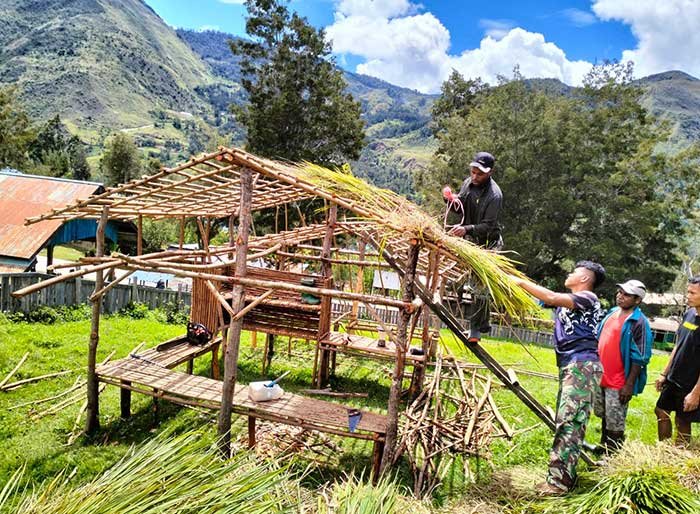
left=0, top=313, right=681, bottom=512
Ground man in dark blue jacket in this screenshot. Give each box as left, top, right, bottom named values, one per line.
left=655, top=275, right=700, bottom=444
left=595, top=279, right=652, bottom=451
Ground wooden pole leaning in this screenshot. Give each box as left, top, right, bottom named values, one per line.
left=86, top=207, right=109, bottom=434
left=217, top=167, right=252, bottom=457
left=380, top=240, right=420, bottom=475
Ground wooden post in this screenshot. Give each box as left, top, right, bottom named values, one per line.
left=380, top=241, right=420, bottom=474
left=316, top=204, right=337, bottom=387
left=217, top=167, right=252, bottom=457
left=137, top=215, right=143, bottom=256
left=351, top=240, right=366, bottom=321
left=86, top=207, right=109, bottom=434
left=120, top=380, right=131, bottom=419
left=46, top=244, right=54, bottom=270
left=179, top=215, right=185, bottom=250
left=409, top=250, right=439, bottom=400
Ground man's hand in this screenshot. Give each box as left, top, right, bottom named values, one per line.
left=655, top=375, right=666, bottom=392
left=619, top=384, right=633, bottom=404
left=442, top=186, right=456, bottom=202
left=683, top=391, right=700, bottom=412
left=448, top=225, right=467, bottom=237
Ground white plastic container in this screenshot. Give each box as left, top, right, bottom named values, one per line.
left=248, top=381, right=284, bottom=402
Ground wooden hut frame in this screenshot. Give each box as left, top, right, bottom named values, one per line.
left=13, top=146, right=581, bottom=471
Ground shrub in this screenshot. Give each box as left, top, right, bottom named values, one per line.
left=118, top=301, right=150, bottom=319
left=26, top=305, right=59, bottom=324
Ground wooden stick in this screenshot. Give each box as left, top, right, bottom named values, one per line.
left=300, top=389, right=369, bottom=398
left=9, top=378, right=85, bottom=410
left=232, top=290, right=274, bottom=321
left=1, top=369, right=76, bottom=392
left=88, top=270, right=136, bottom=301
left=0, top=352, right=29, bottom=389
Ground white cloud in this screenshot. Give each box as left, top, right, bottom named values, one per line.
left=326, top=2, right=593, bottom=92
left=593, top=0, right=700, bottom=78
left=561, top=8, right=597, bottom=27
left=335, top=0, right=418, bottom=18
left=478, top=19, right=516, bottom=40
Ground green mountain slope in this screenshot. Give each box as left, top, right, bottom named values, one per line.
left=636, top=71, right=700, bottom=146
left=176, top=29, right=437, bottom=197
left=0, top=0, right=215, bottom=140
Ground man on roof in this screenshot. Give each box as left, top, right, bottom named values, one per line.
left=510, top=261, right=607, bottom=495
left=594, top=279, right=652, bottom=452
left=655, top=275, right=700, bottom=444
left=442, top=151, right=503, bottom=342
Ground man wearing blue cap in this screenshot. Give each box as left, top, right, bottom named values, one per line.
left=443, top=151, right=503, bottom=342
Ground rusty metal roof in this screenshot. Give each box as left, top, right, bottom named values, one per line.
left=0, top=172, right=102, bottom=261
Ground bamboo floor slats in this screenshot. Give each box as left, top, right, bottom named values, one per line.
left=96, top=357, right=387, bottom=438
left=323, top=332, right=425, bottom=364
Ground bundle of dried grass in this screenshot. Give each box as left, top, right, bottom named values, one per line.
left=297, top=163, right=540, bottom=323
left=542, top=440, right=700, bottom=514
left=394, top=350, right=513, bottom=496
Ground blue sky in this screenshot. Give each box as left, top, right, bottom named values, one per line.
left=144, top=0, right=700, bottom=93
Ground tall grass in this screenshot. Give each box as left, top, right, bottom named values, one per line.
left=0, top=430, right=300, bottom=514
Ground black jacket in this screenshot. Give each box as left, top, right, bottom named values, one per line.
left=454, top=177, right=503, bottom=248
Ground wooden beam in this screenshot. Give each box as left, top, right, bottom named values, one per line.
left=217, top=167, right=252, bottom=457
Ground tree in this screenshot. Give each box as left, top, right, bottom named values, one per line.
left=430, top=70, right=487, bottom=141
left=231, top=0, right=365, bottom=166
left=28, top=116, right=91, bottom=180
left=0, top=86, right=35, bottom=169
left=101, top=133, right=141, bottom=186
left=417, top=64, right=700, bottom=294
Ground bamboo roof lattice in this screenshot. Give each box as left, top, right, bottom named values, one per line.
left=22, top=146, right=540, bottom=319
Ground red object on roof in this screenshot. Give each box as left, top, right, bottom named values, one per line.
left=0, top=172, right=101, bottom=265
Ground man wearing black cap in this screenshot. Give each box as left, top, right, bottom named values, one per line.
left=443, top=151, right=503, bottom=342
left=594, top=279, right=652, bottom=452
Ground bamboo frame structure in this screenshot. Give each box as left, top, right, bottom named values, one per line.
left=12, top=145, right=555, bottom=477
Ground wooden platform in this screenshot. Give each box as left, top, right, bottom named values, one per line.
left=322, top=331, right=426, bottom=364
left=98, top=357, right=386, bottom=438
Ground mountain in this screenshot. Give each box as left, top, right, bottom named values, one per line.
left=0, top=0, right=215, bottom=141
left=1, top=0, right=699, bottom=194
left=636, top=71, right=700, bottom=146
left=176, top=29, right=437, bottom=198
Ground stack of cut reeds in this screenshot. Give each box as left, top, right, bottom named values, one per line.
left=395, top=351, right=513, bottom=496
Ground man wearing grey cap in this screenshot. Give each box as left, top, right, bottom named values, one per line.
left=594, top=280, right=652, bottom=452
left=442, top=151, right=503, bottom=342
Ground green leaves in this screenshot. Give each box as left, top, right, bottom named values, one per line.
left=419, top=66, right=700, bottom=294
left=231, top=0, right=365, bottom=167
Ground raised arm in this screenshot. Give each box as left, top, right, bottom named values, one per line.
left=510, top=276, right=576, bottom=309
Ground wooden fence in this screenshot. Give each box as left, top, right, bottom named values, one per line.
left=0, top=273, right=191, bottom=314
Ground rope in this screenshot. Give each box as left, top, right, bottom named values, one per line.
left=443, top=196, right=465, bottom=230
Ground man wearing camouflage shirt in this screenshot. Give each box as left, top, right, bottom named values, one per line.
left=511, top=261, right=607, bottom=494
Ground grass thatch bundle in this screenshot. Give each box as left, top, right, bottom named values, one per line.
left=315, top=473, right=421, bottom=514
left=297, top=163, right=541, bottom=322
left=0, top=430, right=300, bottom=514
left=541, top=441, right=700, bottom=514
